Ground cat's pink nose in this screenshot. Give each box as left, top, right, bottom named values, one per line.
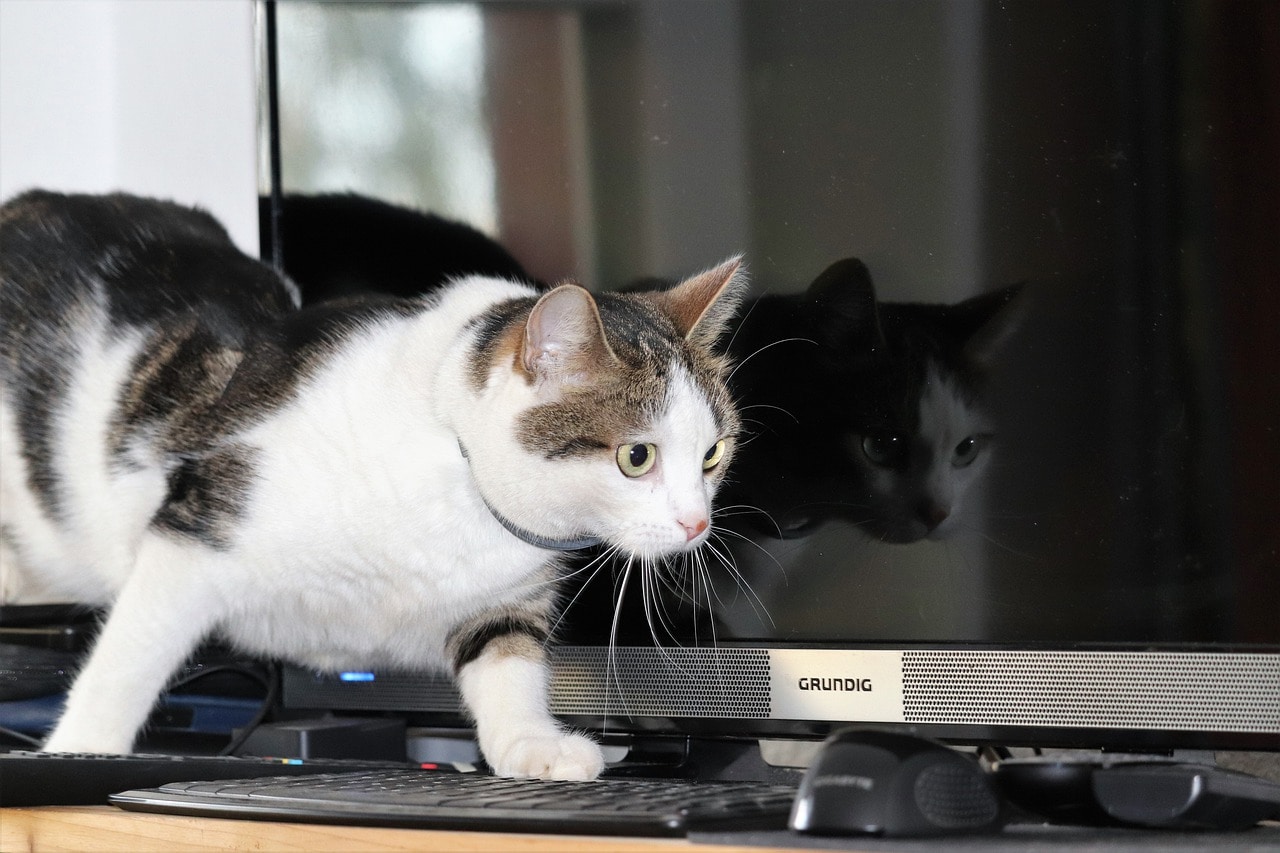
left=680, top=516, right=709, bottom=541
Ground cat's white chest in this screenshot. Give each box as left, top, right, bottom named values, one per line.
left=214, top=326, right=549, bottom=671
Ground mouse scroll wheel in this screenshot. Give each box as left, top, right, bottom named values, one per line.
left=913, top=763, right=1001, bottom=829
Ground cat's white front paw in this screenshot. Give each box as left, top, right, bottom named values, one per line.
left=42, top=727, right=132, bottom=755
left=488, top=731, right=605, bottom=781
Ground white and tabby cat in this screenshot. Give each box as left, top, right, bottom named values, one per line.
left=0, top=191, right=745, bottom=780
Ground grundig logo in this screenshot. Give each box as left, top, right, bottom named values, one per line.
left=798, top=677, right=873, bottom=692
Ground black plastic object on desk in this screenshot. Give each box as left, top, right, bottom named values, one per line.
left=0, top=643, right=75, bottom=702
left=1094, top=763, right=1280, bottom=830
left=994, top=758, right=1280, bottom=830
left=0, top=749, right=424, bottom=806
left=789, top=728, right=1003, bottom=837
left=110, top=769, right=798, bottom=837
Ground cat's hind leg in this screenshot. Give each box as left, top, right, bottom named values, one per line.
left=41, top=533, right=224, bottom=754
left=451, top=618, right=604, bottom=781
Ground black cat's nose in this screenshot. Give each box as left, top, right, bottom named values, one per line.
left=919, top=502, right=950, bottom=531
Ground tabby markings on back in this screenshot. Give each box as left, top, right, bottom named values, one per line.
left=0, top=190, right=747, bottom=780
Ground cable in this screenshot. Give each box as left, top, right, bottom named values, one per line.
left=0, top=725, right=42, bottom=748
left=0, top=662, right=280, bottom=754
left=167, top=662, right=270, bottom=694
left=162, top=661, right=280, bottom=756
left=218, top=663, right=279, bottom=756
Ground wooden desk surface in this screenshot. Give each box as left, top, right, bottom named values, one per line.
left=7, top=806, right=1280, bottom=852
left=0, top=806, right=821, bottom=853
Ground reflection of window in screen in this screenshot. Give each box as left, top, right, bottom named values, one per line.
left=275, top=3, right=496, bottom=234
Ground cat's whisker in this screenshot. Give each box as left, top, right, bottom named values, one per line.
left=683, top=551, right=704, bottom=647
left=735, top=403, right=800, bottom=424
left=652, top=556, right=693, bottom=648
left=711, top=525, right=789, bottom=583
left=728, top=336, right=818, bottom=382
left=684, top=548, right=704, bottom=606
left=695, top=546, right=717, bottom=610
left=699, top=559, right=735, bottom=692
left=704, top=533, right=776, bottom=628
left=639, top=560, right=693, bottom=676
left=732, top=419, right=777, bottom=441
left=652, top=555, right=690, bottom=604
left=721, top=289, right=762, bottom=357
left=693, top=542, right=739, bottom=700
left=519, top=545, right=615, bottom=597
left=687, top=552, right=739, bottom=702
left=606, top=556, right=638, bottom=721
left=692, top=552, right=718, bottom=650
left=640, top=560, right=663, bottom=647
left=946, top=522, right=1041, bottom=562
left=695, top=543, right=736, bottom=614
left=645, top=563, right=675, bottom=645
left=711, top=502, right=772, bottom=517
left=690, top=533, right=744, bottom=615
left=712, top=502, right=787, bottom=540
left=693, top=547, right=709, bottom=600
left=546, top=545, right=623, bottom=639
left=676, top=553, right=708, bottom=610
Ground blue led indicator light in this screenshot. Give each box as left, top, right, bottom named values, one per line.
left=338, top=671, right=376, bottom=682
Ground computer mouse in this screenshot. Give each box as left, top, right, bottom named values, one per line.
left=789, top=728, right=1003, bottom=837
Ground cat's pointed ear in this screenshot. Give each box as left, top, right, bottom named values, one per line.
left=522, top=283, right=617, bottom=392
left=958, top=282, right=1027, bottom=368
left=806, top=257, right=885, bottom=353
left=653, top=257, right=749, bottom=349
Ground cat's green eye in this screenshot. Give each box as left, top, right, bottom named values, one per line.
left=617, top=442, right=657, bottom=477
left=953, top=436, right=982, bottom=467
left=702, top=439, right=726, bottom=471
left=861, top=434, right=903, bottom=467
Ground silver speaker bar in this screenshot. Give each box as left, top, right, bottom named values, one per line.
left=282, top=646, right=1280, bottom=734
left=550, top=647, right=1280, bottom=733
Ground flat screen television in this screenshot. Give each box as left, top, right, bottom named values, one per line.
left=263, top=0, right=1279, bottom=759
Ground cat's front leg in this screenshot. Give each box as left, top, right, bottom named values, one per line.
left=453, top=627, right=604, bottom=781
left=42, top=534, right=222, bottom=754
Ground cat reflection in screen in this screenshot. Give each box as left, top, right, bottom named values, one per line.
left=0, top=191, right=746, bottom=780
left=722, top=258, right=1023, bottom=546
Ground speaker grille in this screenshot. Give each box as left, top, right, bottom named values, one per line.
left=549, top=646, right=771, bottom=718
left=283, top=669, right=464, bottom=713
left=282, top=646, right=772, bottom=718
left=902, top=650, right=1280, bottom=731
left=283, top=648, right=1280, bottom=733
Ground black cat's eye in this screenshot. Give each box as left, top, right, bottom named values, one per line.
left=702, top=439, right=726, bottom=471
left=861, top=434, right=904, bottom=467
left=953, top=436, right=983, bottom=467
left=617, top=442, right=657, bottom=477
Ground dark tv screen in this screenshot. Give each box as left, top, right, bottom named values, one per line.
left=271, top=0, right=1278, bottom=653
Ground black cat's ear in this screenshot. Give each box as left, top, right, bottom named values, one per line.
left=652, top=257, right=749, bottom=349
left=956, top=282, right=1027, bottom=368
left=523, top=283, right=618, bottom=392
left=806, top=257, right=885, bottom=354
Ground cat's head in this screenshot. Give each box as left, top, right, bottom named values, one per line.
left=726, top=258, right=1023, bottom=543
left=456, top=259, right=747, bottom=560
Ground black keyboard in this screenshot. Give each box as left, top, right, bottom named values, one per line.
left=110, top=768, right=798, bottom=836
left=0, top=750, right=417, bottom=806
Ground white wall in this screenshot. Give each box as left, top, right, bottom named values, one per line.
left=0, top=0, right=260, bottom=253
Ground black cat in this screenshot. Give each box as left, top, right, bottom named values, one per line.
left=259, top=193, right=539, bottom=304
left=722, top=258, right=1023, bottom=544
